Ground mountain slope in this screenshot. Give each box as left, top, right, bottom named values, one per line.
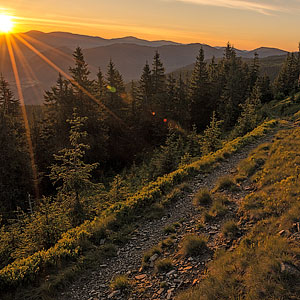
left=0, top=31, right=289, bottom=104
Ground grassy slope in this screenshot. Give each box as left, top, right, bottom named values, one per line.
left=0, top=119, right=278, bottom=297
left=177, top=111, right=300, bottom=300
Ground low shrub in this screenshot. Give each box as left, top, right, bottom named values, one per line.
left=222, top=220, right=239, bottom=238
left=193, top=189, right=212, bottom=207
left=160, top=237, right=176, bottom=249
left=155, top=258, right=173, bottom=273
left=110, top=274, right=130, bottom=291
left=142, top=246, right=161, bottom=264
left=181, top=235, right=208, bottom=257
left=214, top=176, right=238, bottom=192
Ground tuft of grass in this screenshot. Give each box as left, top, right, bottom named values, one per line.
left=181, top=235, right=208, bottom=257
left=222, top=220, right=239, bottom=238
left=155, top=258, right=173, bottom=273
left=203, top=212, right=214, bottom=223
left=193, top=188, right=212, bottom=207
left=164, top=224, right=176, bottom=234
left=99, top=243, right=117, bottom=258
left=160, top=237, right=175, bottom=249
left=110, top=274, right=130, bottom=291
left=209, top=194, right=229, bottom=217
left=142, top=246, right=162, bottom=264
left=214, top=176, right=238, bottom=192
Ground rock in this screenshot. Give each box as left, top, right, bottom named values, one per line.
left=166, top=270, right=176, bottom=277
left=150, top=254, right=159, bottom=262
left=108, top=290, right=120, bottom=299
left=135, top=274, right=147, bottom=280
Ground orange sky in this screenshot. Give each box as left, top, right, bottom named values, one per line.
left=1, top=0, right=300, bottom=51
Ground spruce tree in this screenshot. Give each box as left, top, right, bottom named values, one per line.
left=201, top=111, right=223, bottom=155
left=0, top=77, right=32, bottom=218
left=49, top=110, right=99, bottom=226
left=188, top=47, right=211, bottom=130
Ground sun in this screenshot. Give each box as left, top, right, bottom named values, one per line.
left=0, top=14, right=14, bottom=33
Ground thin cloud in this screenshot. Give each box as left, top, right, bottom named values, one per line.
left=169, top=0, right=290, bottom=15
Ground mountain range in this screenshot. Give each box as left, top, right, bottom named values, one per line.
left=0, top=31, right=288, bottom=104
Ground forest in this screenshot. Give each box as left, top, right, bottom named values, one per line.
left=1, top=42, right=300, bottom=297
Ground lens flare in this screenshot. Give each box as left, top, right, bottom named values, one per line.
left=107, top=85, right=116, bottom=93
left=0, top=14, right=14, bottom=33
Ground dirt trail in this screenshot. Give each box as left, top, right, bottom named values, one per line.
left=60, top=134, right=275, bottom=300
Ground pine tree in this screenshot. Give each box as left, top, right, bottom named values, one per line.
left=274, top=52, right=299, bottom=97
left=152, top=51, right=166, bottom=95
left=201, top=111, right=223, bottom=155
left=96, top=67, right=106, bottom=100
left=69, top=47, right=94, bottom=92
left=233, top=81, right=262, bottom=137
left=138, top=61, right=153, bottom=112
left=218, top=43, right=249, bottom=128
left=188, top=47, right=211, bottom=130
left=49, top=110, right=99, bottom=226
left=0, top=77, right=32, bottom=218
left=249, top=52, right=260, bottom=92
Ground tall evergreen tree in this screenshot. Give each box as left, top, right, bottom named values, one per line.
left=218, top=43, right=249, bottom=128
left=0, top=77, right=32, bottom=218
left=188, top=47, right=211, bottom=130
left=50, top=110, right=99, bottom=226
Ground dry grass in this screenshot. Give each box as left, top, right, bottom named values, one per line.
left=181, top=235, right=208, bottom=257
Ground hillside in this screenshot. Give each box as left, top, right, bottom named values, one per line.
left=1, top=90, right=300, bottom=300
left=0, top=31, right=288, bottom=104
left=171, top=54, right=287, bottom=82
left=58, top=99, right=300, bottom=300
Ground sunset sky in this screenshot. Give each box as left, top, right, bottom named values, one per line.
left=1, top=0, right=300, bottom=51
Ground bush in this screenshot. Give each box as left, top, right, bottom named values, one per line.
left=222, top=220, right=239, bottom=238
left=110, top=274, right=130, bottom=291
left=160, top=237, right=175, bottom=249
left=214, top=176, right=238, bottom=192
left=155, top=258, right=173, bottom=273
left=181, top=235, right=208, bottom=257
left=142, top=246, right=161, bottom=264
left=209, top=194, right=229, bottom=217
left=193, top=189, right=212, bottom=207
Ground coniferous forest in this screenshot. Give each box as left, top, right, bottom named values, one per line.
left=1, top=41, right=300, bottom=299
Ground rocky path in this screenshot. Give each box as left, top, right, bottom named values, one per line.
left=60, top=134, right=275, bottom=300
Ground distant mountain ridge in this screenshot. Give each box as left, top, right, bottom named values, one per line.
left=0, top=30, right=289, bottom=104
left=24, top=30, right=182, bottom=48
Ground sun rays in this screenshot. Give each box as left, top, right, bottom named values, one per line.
left=3, top=31, right=127, bottom=200
left=0, top=14, right=14, bottom=33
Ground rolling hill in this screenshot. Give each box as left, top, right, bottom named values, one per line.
left=0, top=31, right=289, bottom=104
